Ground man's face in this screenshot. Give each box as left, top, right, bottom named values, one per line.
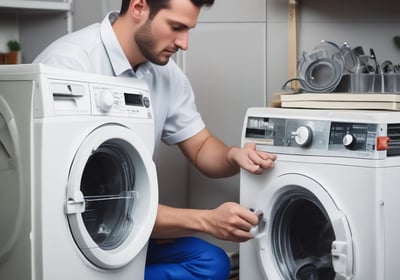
left=135, top=0, right=200, bottom=65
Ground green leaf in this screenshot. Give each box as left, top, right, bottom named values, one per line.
left=7, top=40, right=20, bottom=51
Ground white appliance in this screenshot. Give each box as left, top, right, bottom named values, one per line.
left=0, top=64, right=158, bottom=279
left=240, top=107, right=400, bottom=280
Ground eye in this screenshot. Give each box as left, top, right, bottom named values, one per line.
left=169, top=22, right=189, bottom=32
left=171, top=25, right=183, bottom=31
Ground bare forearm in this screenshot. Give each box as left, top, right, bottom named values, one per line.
left=151, top=204, right=210, bottom=239
left=179, top=129, right=276, bottom=178
left=195, top=137, right=240, bottom=178
left=151, top=203, right=260, bottom=242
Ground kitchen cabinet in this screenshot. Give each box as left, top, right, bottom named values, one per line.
left=0, top=0, right=72, bottom=63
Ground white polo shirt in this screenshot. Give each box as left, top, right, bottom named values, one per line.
left=34, top=12, right=205, bottom=150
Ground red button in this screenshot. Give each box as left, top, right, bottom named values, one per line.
left=377, top=136, right=390, bottom=150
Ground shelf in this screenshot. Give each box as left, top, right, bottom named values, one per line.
left=278, top=92, right=400, bottom=111
left=0, top=0, right=71, bottom=12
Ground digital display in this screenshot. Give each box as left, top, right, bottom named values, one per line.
left=124, top=93, right=143, bottom=106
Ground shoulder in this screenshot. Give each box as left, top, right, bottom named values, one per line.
left=34, top=23, right=102, bottom=67
left=47, top=23, right=100, bottom=51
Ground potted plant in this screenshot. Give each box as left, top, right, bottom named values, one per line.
left=6, top=40, right=21, bottom=64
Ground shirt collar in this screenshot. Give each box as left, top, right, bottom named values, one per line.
left=100, top=11, right=153, bottom=79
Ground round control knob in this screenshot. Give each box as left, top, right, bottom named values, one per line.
left=97, top=90, right=115, bottom=113
left=293, top=126, right=313, bottom=146
left=343, top=134, right=357, bottom=149
left=143, top=96, right=150, bottom=108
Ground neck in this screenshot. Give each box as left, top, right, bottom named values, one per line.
left=112, top=16, right=147, bottom=69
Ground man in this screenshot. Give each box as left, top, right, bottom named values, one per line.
left=34, top=0, right=277, bottom=279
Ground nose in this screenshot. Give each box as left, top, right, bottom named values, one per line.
left=175, top=31, right=189, bottom=51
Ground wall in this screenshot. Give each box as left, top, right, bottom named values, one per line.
left=0, top=15, right=18, bottom=53
left=73, top=0, right=120, bottom=30
left=20, top=13, right=71, bottom=62
left=266, top=0, right=400, bottom=103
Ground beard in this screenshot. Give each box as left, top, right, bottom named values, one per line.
left=135, top=20, right=172, bottom=66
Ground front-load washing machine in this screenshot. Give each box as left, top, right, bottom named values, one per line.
left=240, top=107, right=400, bottom=280
left=0, top=64, right=158, bottom=279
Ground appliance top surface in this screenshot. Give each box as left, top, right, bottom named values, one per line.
left=0, top=63, right=143, bottom=87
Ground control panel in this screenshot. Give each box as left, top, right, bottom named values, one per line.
left=48, top=78, right=152, bottom=119
left=329, top=122, right=377, bottom=153
left=91, top=83, right=151, bottom=119
left=244, top=116, right=389, bottom=159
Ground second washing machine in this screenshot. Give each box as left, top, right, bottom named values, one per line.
left=240, top=107, right=400, bottom=280
left=0, top=64, right=158, bottom=279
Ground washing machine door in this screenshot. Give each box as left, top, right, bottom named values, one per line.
left=254, top=173, right=353, bottom=280
left=65, top=125, right=158, bottom=269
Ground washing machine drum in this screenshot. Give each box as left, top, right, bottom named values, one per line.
left=65, top=125, right=158, bottom=269
left=271, top=188, right=336, bottom=279
left=256, top=174, right=353, bottom=280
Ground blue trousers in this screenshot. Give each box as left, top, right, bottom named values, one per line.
left=145, top=237, right=231, bottom=280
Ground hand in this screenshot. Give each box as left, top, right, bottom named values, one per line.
left=203, top=202, right=260, bottom=242
left=228, top=142, right=276, bottom=174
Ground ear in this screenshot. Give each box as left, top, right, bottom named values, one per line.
left=128, top=0, right=149, bottom=20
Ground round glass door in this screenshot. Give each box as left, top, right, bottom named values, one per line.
left=255, top=174, right=353, bottom=280
left=271, top=187, right=336, bottom=279
left=80, top=139, right=136, bottom=250
left=66, top=125, right=158, bottom=269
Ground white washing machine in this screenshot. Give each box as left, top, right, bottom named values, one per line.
left=240, top=107, right=400, bottom=280
left=0, top=64, right=158, bottom=279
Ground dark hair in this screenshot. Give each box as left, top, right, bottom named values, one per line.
left=120, top=0, right=214, bottom=17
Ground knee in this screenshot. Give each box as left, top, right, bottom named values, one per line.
left=146, top=237, right=231, bottom=280
left=205, top=245, right=231, bottom=280
left=191, top=238, right=231, bottom=280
